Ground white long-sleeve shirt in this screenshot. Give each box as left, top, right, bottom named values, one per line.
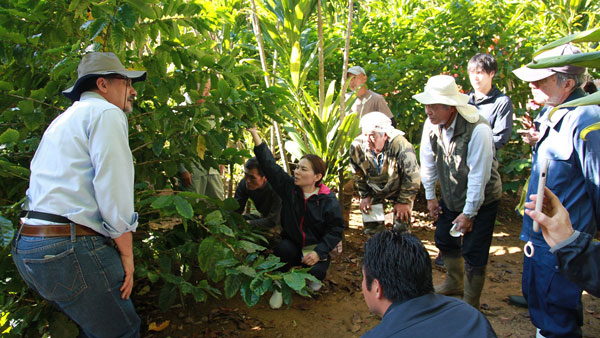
left=419, top=117, right=494, bottom=216
left=23, top=91, right=138, bottom=238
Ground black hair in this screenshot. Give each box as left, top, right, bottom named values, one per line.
left=77, top=76, right=101, bottom=94
left=468, top=53, right=498, bottom=75
left=244, top=157, right=264, bottom=176
left=362, top=231, right=434, bottom=303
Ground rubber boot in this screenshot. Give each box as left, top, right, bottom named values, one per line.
left=434, top=254, right=464, bottom=296
left=463, top=263, right=486, bottom=309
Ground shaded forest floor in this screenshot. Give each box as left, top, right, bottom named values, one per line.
left=141, top=193, right=600, bottom=338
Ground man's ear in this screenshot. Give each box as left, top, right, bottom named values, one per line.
left=96, top=77, right=110, bottom=93
left=373, top=279, right=384, bottom=299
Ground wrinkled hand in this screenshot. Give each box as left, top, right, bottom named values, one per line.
left=427, top=199, right=441, bottom=221
left=119, top=254, right=134, bottom=300
left=453, top=213, right=474, bottom=234
left=301, top=251, right=320, bottom=266
left=393, top=203, right=411, bottom=223
left=179, top=170, right=192, bottom=187
left=520, top=129, right=540, bottom=146
left=524, top=187, right=574, bottom=248
left=359, top=196, right=372, bottom=214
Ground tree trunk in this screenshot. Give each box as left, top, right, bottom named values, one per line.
left=249, top=0, right=290, bottom=174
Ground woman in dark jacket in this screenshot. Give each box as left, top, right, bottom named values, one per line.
left=249, top=128, right=345, bottom=304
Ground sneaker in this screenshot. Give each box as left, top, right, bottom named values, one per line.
left=308, top=280, right=322, bottom=292
left=269, top=290, right=283, bottom=309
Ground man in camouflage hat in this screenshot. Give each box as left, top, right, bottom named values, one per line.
left=349, top=112, right=420, bottom=234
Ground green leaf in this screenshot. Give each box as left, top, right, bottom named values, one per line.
left=0, top=129, right=19, bottom=144
left=238, top=240, right=266, bottom=253
left=0, top=215, right=14, bottom=248
left=215, top=224, right=234, bottom=237
left=125, top=0, right=157, bottom=20
left=533, top=27, right=600, bottom=57
left=0, top=81, right=14, bottom=91
left=49, top=312, right=79, bottom=338
left=283, top=271, right=307, bottom=291
left=223, top=197, right=239, bottom=211
left=217, top=79, right=231, bottom=99
left=240, top=283, right=260, bottom=307
left=290, top=41, right=301, bottom=89
left=158, top=284, right=178, bottom=312
left=151, top=195, right=173, bottom=209
left=173, top=195, right=193, bottom=219
left=205, top=210, right=224, bottom=226
left=548, top=91, right=600, bottom=121
left=117, top=3, right=137, bottom=28
left=250, top=276, right=272, bottom=296
left=147, top=271, right=160, bottom=283
left=527, top=51, right=600, bottom=70
left=224, top=274, right=242, bottom=299
left=237, top=265, right=257, bottom=278
left=17, top=100, right=34, bottom=115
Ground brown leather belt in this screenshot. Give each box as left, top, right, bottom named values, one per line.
left=20, top=224, right=102, bottom=237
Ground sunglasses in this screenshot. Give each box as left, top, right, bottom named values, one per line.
left=104, top=74, right=132, bottom=87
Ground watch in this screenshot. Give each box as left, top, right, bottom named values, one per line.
left=464, top=213, right=475, bottom=221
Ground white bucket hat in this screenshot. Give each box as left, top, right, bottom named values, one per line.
left=359, top=112, right=404, bottom=138
left=412, top=75, right=479, bottom=123
left=63, top=52, right=147, bottom=101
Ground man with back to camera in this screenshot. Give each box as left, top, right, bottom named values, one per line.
left=512, top=43, right=600, bottom=338
left=360, top=230, right=496, bottom=338
left=234, top=157, right=282, bottom=229
left=349, top=112, right=420, bottom=234
left=11, top=52, right=145, bottom=337
left=467, top=53, right=514, bottom=150
left=414, top=75, right=502, bottom=310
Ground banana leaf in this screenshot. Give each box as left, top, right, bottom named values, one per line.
left=533, top=27, right=600, bottom=57
left=527, top=51, right=600, bottom=69
left=548, top=91, right=600, bottom=121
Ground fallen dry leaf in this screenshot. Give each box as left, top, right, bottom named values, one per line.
left=148, top=320, right=170, bottom=332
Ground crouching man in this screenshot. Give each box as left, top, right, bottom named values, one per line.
left=361, top=230, right=496, bottom=337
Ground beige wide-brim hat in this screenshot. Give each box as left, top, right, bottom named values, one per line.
left=63, top=52, right=147, bottom=101
left=412, top=75, right=479, bottom=123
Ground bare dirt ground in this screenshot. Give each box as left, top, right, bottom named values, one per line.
left=141, top=193, right=600, bottom=337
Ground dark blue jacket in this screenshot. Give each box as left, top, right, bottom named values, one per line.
left=361, top=293, right=496, bottom=338
left=254, top=143, right=345, bottom=259
left=552, top=231, right=600, bottom=297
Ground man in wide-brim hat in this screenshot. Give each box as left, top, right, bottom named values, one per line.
left=12, top=52, right=146, bottom=337
left=512, top=43, right=600, bottom=338
left=414, top=74, right=502, bottom=310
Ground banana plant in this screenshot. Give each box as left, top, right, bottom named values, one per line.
left=526, top=26, right=600, bottom=134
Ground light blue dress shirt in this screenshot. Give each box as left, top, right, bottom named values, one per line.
left=23, top=91, right=138, bottom=238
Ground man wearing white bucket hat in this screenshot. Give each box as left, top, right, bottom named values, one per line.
left=513, top=43, right=600, bottom=338
left=349, top=112, right=420, bottom=234
left=12, top=52, right=145, bottom=337
left=414, top=75, right=502, bottom=310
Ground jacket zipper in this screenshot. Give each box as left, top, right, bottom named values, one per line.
left=300, top=196, right=307, bottom=247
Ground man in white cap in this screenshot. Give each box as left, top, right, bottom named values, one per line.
left=12, top=52, right=145, bottom=337
left=414, top=75, right=502, bottom=310
left=346, top=66, right=394, bottom=122
left=349, top=112, right=420, bottom=234
left=512, top=43, right=600, bottom=338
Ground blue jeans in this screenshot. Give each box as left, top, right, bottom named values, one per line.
left=11, top=232, right=140, bottom=338
left=522, top=244, right=583, bottom=338
left=434, top=200, right=498, bottom=267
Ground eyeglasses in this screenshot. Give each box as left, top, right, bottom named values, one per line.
left=105, top=74, right=132, bottom=87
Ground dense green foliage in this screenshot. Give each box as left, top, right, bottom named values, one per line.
left=0, top=0, right=599, bottom=335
